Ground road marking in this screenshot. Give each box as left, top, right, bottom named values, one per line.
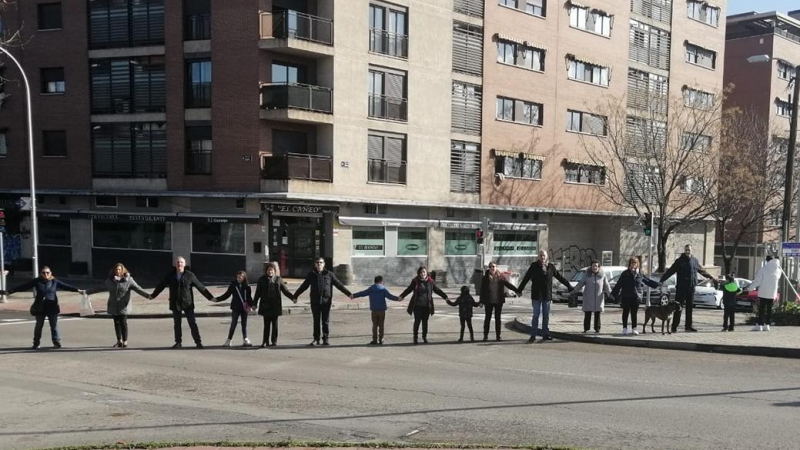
left=0, top=318, right=27, bottom=322
left=0, top=317, right=83, bottom=326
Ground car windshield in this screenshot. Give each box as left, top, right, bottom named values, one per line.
left=571, top=270, right=586, bottom=282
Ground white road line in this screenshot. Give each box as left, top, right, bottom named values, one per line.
left=0, top=317, right=83, bottom=326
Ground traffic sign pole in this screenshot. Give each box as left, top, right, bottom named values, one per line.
left=0, top=232, right=6, bottom=303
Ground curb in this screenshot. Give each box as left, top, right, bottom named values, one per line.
left=511, top=317, right=800, bottom=359
left=60, top=303, right=386, bottom=319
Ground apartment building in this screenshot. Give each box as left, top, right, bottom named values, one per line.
left=716, top=10, right=800, bottom=278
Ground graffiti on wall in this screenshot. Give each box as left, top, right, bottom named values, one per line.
left=549, top=246, right=598, bottom=274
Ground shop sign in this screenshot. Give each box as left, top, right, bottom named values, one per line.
left=265, top=204, right=339, bottom=215
left=439, top=220, right=480, bottom=229
left=38, top=211, right=259, bottom=224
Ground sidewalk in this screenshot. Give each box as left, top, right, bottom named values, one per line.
left=512, top=304, right=800, bottom=358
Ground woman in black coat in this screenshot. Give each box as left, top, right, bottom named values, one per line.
left=1, top=266, right=84, bottom=349
left=610, top=257, right=661, bottom=336
left=215, top=271, right=254, bottom=347
left=399, top=266, right=448, bottom=344
left=480, top=262, right=517, bottom=341
left=253, top=263, right=295, bottom=347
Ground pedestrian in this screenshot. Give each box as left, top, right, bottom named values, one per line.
left=660, top=244, right=717, bottom=332
left=253, top=262, right=295, bottom=347
left=610, top=257, right=661, bottom=335
left=293, top=257, right=352, bottom=346
left=214, top=271, right=254, bottom=347
left=399, top=266, right=449, bottom=344
left=479, top=262, right=516, bottom=341
left=352, top=275, right=400, bottom=345
left=86, top=263, right=150, bottom=348
left=447, top=285, right=481, bottom=342
left=150, top=256, right=214, bottom=349
left=746, top=256, right=780, bottom=332
left=0, top=266, right=85, bottom=349
left=517, top=250, right=573, bottom=343
left=721, top=274, right=744, bottom=332
left=572, top=260, right=611, bottom=333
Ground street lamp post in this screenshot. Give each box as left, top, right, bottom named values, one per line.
left=0, top=46, right=39, bottom=277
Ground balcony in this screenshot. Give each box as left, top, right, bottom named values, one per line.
left=259, top=11, right=334, bottom=58
left=368, top=94, right=407, bottom=122
left=454, top=0, right=484, bottom=17
left=262, top=153, right=332, bottom=182
left=260, top=83, right=333, bottom=124
left=369, top=29, right=408, bottom=59
left=184, top=14, right=211, bottom=41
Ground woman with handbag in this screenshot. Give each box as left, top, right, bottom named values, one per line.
left=480, top=262, right=517, bottom=341
left=253, top=263, right=295, bottom=347
left=399, top=266, right=449, bottom=344
left=1, top=266, right=84, bottom=349
left=86, top=263, right=151, bottom=348
left=215, top=271, right=254, bottom=347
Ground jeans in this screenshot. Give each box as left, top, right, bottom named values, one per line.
left=112, top=315, right=128, bottom=342
left=483, top=303, right=503, bottom=339
left=371, top=311, right=386, bottom=342
left=674, top=287, right=695, bottom=330
left=33, top=312, right=60, bottom=345
left=227, top=309, right=248, bottom=340
left=584, top=311, right=601, bottom=332
left=311, top=302, right=332, bottom=341
left=263, top=315, right=279, bottom=345
left=172, top=309, right=201, bottom=344
left=413, top=308, right=430, bottom=338
left=460, top=317, right=474, bottom=340
left=531, top=300, right=551, bottom=337
left=757, top=298, right=773, bottom=326
left=723, top=307, right=736, bottom=330
left=622, top=301, right=639, bottom=329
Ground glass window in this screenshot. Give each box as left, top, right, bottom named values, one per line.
left=39, top=219, right=71, bottom=246
left=42, top=130, right=67, bottom=157
left=185, top=125, right=212, bottom=175
left=192, top=222, right=245, bottom=254
left=445, top=231, right=477, bottom=256
left=526, top=0, right=545, bottom=17
left=398, top=228, right=427, bottom=256
left=38, top=3, right=62, bottom=30
left=186, top=59, right=211, bottom=108
left=494, top=231, right=538, bottom=256
left=93, top=221, right=172, bottom=250
left=353, top=227, right=385, bottom=256
left=272, top=62, right=306, bottom=84
left=40, top=67, right=65, bottom=93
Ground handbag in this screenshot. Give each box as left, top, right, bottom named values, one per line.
left=234, top=285, right=251, bottom=313
left=29, top=300, right=43, bottom=316
left=79, top=293, right=95, bottom=317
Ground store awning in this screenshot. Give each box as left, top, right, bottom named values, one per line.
left=563, top=158, right=605, bottom=168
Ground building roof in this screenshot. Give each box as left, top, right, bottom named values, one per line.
left=726, top=11, right=800, bottom=44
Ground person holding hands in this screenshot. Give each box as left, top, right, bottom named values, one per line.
left=399, top=266, right=448, bottom=344
left=293, top=257, right=352, bottom=346
left=86, top=263, right=150, bottom=348
left=352, top=275, right=400, bottom=345
left=253, top=262, right=295, bottom=347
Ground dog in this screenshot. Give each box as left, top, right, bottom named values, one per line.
left=642, top=301, right=682, bottom=335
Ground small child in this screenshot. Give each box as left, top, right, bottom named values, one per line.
left=352, top=275, right=400, bottom=345
left=721, top=274, right=744, bottom=332
left=446, top=286, right=481, bottom=342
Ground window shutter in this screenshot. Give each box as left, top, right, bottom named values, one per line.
left=368, top=135, right=384, bottom=159
left=385, top=137, right=404, bottom=162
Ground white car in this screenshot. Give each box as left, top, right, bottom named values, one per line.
left=694, top=277, right=751, bottom=309
left=556, top=265, right=628, bottom=303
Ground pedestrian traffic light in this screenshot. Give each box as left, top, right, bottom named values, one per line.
left=0, top=209, right=5, bottom=227
left=643, top=212, right=652, bottom=236
left=476, top=229, right=484, bottom=244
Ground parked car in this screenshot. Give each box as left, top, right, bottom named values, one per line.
left=555, top=266, right=627, bottom=304
left=695, top=278, right=724, bottom=309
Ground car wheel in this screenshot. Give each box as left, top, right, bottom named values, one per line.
left=660, top=294, right=669, bottom=305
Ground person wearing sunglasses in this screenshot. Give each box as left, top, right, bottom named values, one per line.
left=479, top=262, right=517, bottom=341
left=1, top=266, right=85, bottom=349
left=293, top=257, right=352, bottom=346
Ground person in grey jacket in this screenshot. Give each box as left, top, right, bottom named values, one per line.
left=87, top=263, right=151, bottom=348
left=572, top=260, right=611, bottom=333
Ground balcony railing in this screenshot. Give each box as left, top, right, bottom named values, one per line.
left=629, top=44, right=670, bottom=70
left=368, top=159, right=407, bottom=184
left=260, top=83, right=333, bottom=113
left=454, top=0, right=484, bottom=17
left=262, top=153, right=332, bottom=182
left=369, top=29, right=408, bottom=58
left=368, top=94, right=407, bottom=121
left=260, top=11, right=333, bottom=46
left=184, top=14, right=211, bottom=40
left=186, top=82, right=212, bottom=108
left=630, top=0, right=672, bottom=24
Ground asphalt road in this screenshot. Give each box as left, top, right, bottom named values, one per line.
left=1, top=305, right=799, bottom=450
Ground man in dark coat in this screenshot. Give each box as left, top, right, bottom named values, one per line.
left=151, top=256, right=214, bottom=348
left=660, top=244, right=716, bottom=332
left=293, top=257, right=352, bottom=346
left=517, top=250, right=573, bottom=343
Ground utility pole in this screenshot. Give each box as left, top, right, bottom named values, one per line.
left=782, top=66, right=800, bottom=307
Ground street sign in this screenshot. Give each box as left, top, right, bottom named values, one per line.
left=781, top=242, right=800, bottom=257
left=15, top=197, right=31, bottom=211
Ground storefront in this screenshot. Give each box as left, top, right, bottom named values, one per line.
left=262, top=203, right=337, bottom=278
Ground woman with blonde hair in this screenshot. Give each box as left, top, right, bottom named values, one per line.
left=215, top=270, right=254, bottom=347
left=87, top=263, right=151, bottom=348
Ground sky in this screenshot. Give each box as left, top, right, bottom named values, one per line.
left=728, top=0, right=797, bottom=15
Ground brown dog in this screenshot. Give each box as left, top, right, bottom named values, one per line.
left=642, top=301, right=682, bottom=335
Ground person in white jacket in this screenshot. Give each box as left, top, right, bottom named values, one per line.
left=746, top=256, right=781, bottom=331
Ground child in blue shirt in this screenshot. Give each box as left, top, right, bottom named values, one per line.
left=352, top=275, right=400, bottom=345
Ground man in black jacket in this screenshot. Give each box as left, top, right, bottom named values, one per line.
left=151, top=256, right=214, bottom=349
left=293, top=257, right=352, bottom=346
left=660, top=244, right=716, bottom=332
left=517, top=250, right=573, bottom=343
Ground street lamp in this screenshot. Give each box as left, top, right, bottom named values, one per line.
left=0, top=46, right=40, bottom=277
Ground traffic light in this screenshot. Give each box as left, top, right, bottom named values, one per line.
left=643, top=212, right=652, bottom=236
left=0, top=209, right=5, bottom=227
left=476, top=229, right=484, bottom=244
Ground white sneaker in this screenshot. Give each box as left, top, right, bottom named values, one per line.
left=751, top=325, right=762, bottom=332
left=632, top=329, right=640, bottom=335
left=622, top=327, right=628, bottom=336
left=764, top=325, right=771, bottom=331
left=223, top=339, right=231, bottom=347
left=243, top=338, right=252, bottom=346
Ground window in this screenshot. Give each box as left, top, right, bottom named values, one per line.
left=92, top=122, right=167, bottom=178
left=186, top=59, right=211, bottom=108
left=629, top=20, right=670, bottom=70
left=495, top=153, right=542, bottom=180
left=93, top=221, right=171, bottom=250
left=565, top=162, right=605, bottom=185
left=0, top=132, right=7, bottom=157
left=445, top=230, right=477, bottom=256
left=40, top=68, right=65, bottom=94
left=39, top=218, right=71, bottom=246
left=88, top=0, right=165, bottom=49
left=778, top=61, right=793, bottom=80
left=369, top=3, right=408, bottom=58
left=368, top=68, right=407, bottom=121
left=453, top=21, right=484, bottom=77
left=272, top=61, right=307, bottom=84
left=452, top=82, right=482, bottom=135
left=687, top=1, right=719, bottom=27
left=683, top=88, right=714, bottom=109
left=186, top=125, right=212, bottom=175
left=353, top=227, right=385, bottom=256
left=364, top=204, right=388, bottom=215
left=450, top=140, right=481, bottom=193
left=499, top=0, right=518, bottom=7
left=768, top=209, right=782, bottom=227
left=682, top=176, right=707, bottom=195
left=685, top=44, right=716, bottom=69
left=38, top=3, right=62, bottom=30
left=235, top=198, right=245, bottom=209
left=135, top=197, right=159, bottom=208
left=192, top=222, right=245, bottom=254
left=626, top=116, right=667, bottom=156
left=496, top=38, right=545, bottom=71
left=398, top=228, right=427, bottom=256
left=42, top=130, right=67, bottom=157
left=625, top=164, right=660, bottom=204
left=368, top=132, right=406, bottom=184
left=567, top=59, right=610, bottom=86
left=90, top=57, right=166, bottom=114
left=627, top=69, right=668, bottom=114
left=526, top=0, right=546, bottom=17
left=496, top=96, right=543, bottom=126
left=184, top=0, right=211, bottom=40
left=95, top=196, right=118, bottom=207
left=681, top=133, right=712, bottom=152
left=569, top=6, right=612, bottom=36
left=493, top=231, right=538, bottom=256
left=777, top=98, right=792, bottom=117
left=566, top=110, right=607, bottom=135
